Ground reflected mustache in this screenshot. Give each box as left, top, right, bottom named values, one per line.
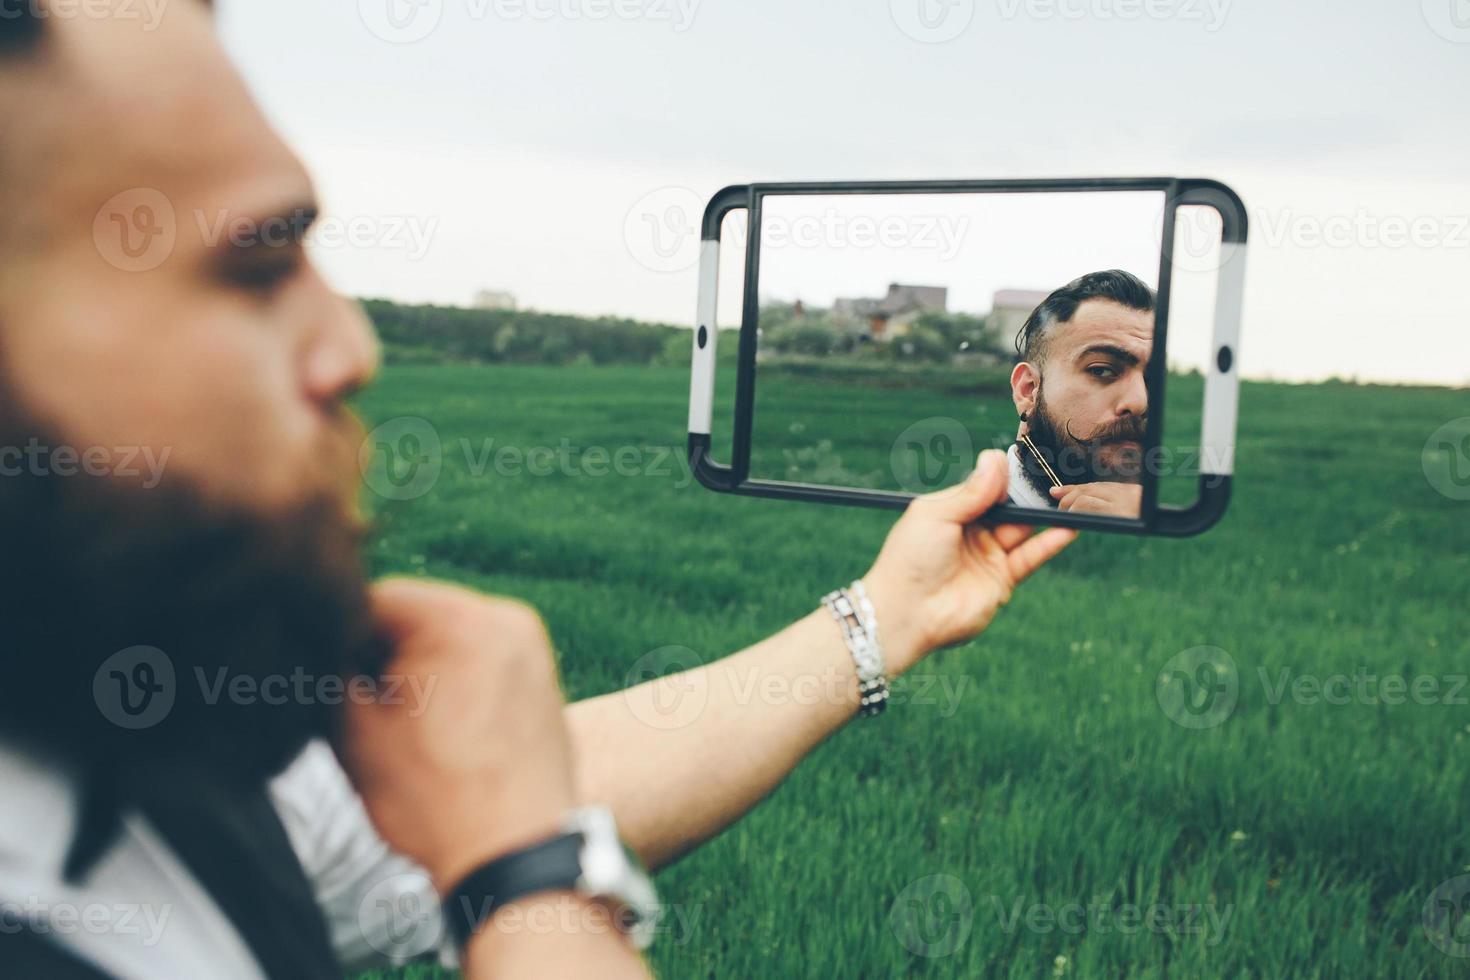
left=1064, top=416, right=1148, bottom=446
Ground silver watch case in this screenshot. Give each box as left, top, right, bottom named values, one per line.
left=562, top=805, right=660, bottom=950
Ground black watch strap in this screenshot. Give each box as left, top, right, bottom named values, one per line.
left=444, top=830, right=585, bottom=950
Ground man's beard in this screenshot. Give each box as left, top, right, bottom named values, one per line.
left=0, top=395, right=389, bottom=792
left=1020, top=385, right=1148, bottom=497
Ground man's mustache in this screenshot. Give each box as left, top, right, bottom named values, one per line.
left=1064, top=415, right=1148, bottom=447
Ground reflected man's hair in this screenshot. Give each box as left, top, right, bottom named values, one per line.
left=1014, top=269, right=1156, bottom=366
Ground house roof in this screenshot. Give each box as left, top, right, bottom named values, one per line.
left=992, top=288, right=1050, bottom=311
left=880, top=283, right=948, bottom=315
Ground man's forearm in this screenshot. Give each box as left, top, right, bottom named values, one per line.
left=567, top=606, right=914, bottom=871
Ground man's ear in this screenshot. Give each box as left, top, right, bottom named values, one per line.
left=1010, top=362, right=1039, bottom=420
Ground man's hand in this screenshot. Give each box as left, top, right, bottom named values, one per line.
left=342, top=579, right=652, bottom=978
left=862, top=449, right=1077, bottom=674
left=1049, top=481, right=1142, bottom=517
left=340, top=578, right=577, bottom=893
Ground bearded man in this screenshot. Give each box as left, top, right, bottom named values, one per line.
left=1006, top=269, right=1155, bottom=518
left=0, top=3, right=1075, bottom=977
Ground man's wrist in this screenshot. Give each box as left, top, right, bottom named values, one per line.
left=857, top=571, right=927, bottom=674
left=426, top=804, right=568, bottom=895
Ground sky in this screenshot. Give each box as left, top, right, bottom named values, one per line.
left=217, top=0, right=1470, bottom=386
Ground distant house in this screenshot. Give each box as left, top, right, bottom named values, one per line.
left=473, top=289, right=518, bottom=311
left=990, top=288, right=1050, bottom=347
left=833, top=283, right=948, bottom=340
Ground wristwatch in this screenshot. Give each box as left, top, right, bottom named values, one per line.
left=443, top=805, right=660, bottom=952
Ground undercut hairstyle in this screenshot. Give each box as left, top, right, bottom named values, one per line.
left=0, top=4, right=43, bottom=55
left=1014, top=269, right=1156, bottom=365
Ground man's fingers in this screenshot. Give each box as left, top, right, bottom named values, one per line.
left=923, top=449, right=1009, bottom=524
left=369, top=578, right=449, bottom=640
left=1006, top=527, right=1078, bottom=583
left=991, top=523, right=1036, bottom=551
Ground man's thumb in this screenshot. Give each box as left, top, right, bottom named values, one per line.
left=927, top=449, right=1009, bottom=524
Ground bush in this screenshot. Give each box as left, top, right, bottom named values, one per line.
left=360, top=299, right=684, bottom=366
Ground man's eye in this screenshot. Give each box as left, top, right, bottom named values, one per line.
left=223, top=250, right=303, bottom=295
left=1086, top=364, right=1119, bottom=381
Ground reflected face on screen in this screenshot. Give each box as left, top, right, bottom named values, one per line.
left=1008, top=270, right=1155, bottom=514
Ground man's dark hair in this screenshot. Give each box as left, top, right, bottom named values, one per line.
left=0, top=4, right=43, bottom=55
left=1014, top=269, right=1156, bottom=364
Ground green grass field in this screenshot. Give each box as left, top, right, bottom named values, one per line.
left=353, top=362, right=1468, bottom=979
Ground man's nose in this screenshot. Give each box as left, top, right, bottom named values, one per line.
left=1116, top=369, right=1148, bottom=417
left=301, top=283, right=381, bottom=408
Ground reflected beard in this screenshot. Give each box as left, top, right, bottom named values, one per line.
left=1023, top=388, right=1147, bottom=489
left=0, top=401, right=388, bottom=792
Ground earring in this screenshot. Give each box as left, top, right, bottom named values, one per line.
left=1019, top=411, right=1029, bottom=422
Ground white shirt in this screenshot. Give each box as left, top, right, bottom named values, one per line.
left=0, top=740, right=456, bottom=979
left=1007, top=443, right=1058, bottom=510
